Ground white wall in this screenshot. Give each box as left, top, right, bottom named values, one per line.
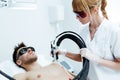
left=106, top=0, right=120, bottom=24
left=0, top=0, right=62, bottom=62
left=60, top=0, right=81, bottom=33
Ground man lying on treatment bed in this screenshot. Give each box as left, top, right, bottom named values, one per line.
left=12, top=42, right=74, bottom=80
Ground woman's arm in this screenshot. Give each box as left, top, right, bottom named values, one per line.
left=99, top=58, right=120, bottom=70
left=55, top=49, right=82, bottom=62
left=80, top=48, right=120, bottom=70
left=65, top=52, right=82, bottom=62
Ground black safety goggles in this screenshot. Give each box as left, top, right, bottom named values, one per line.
left=16, top=47, right=35, bottom=60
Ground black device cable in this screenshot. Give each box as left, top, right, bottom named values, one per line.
left=0, top=70, right=15, bottom=80
left=51, top=31, right=89, bottom=80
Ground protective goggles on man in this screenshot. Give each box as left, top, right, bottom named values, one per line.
left=74, top=11, right=87, bottom=18
left=16, top=47, right=35, bottom=60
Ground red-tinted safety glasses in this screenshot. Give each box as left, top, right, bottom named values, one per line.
left=74, top=11, right=87, bottom=18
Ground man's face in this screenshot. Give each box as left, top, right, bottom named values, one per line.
left=16, top=47, right=38, bottom=65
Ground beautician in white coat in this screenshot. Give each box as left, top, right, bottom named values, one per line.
left=55, top=0, right=120, bottom=80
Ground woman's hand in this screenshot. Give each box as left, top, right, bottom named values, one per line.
left=54, top=49, right=67, bottom=56
left=80, top=48, right=101, bottom=63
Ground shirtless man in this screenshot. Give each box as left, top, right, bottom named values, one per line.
left=12, top=42, right=74, bottom=80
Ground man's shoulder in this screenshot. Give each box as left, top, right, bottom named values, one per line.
left=13, top=72, right=27, bottom=80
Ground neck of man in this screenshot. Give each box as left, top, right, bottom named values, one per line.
left=24, top=62, right=42, bottom=71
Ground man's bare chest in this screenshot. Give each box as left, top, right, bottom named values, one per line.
left=27, top=63, right=73, bottom=80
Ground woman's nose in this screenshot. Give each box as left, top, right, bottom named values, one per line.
left=76, top=15, right=80, bottom=19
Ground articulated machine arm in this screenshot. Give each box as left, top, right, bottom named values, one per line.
left=51, top=31, right=89, bottom=80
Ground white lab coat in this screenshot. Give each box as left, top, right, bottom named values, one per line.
left=79, top=19, right=120, bottom=80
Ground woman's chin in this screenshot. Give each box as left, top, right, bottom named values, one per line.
left=80, top=21, right=90, bottom=25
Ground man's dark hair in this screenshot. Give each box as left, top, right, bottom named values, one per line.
left=13, top=42, right=26, bottom=68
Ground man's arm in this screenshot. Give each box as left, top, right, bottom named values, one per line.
left=13, top=73, right=27, bottom=80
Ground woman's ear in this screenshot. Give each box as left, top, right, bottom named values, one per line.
left=16, top=60, right=22, bottom=66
